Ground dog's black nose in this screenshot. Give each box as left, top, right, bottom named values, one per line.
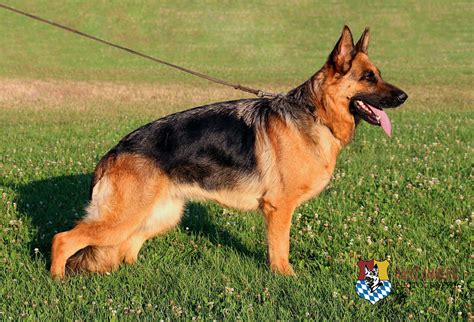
left=396, top=91, right=408, bottom=103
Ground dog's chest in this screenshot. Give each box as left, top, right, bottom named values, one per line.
left=267, top=123, right=340, bottom=204
left=295, top=125, right=341, bottom=199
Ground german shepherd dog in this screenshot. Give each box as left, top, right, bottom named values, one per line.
left=50, top=26, right=407, bottom=278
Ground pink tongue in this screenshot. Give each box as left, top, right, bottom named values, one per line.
left=368, top=105, right=392, bottom=137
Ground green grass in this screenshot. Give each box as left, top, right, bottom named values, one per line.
left=0, top=0, right=472, bottom=320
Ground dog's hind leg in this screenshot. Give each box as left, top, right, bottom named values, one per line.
left=119, top=197, right=185, bottom=265
left=65, top=195, right=183, bottom=273
left=51, top=214, right=149, bottom=278
left=50, top=154, right=168, bottom=279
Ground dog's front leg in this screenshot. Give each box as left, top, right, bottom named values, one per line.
left=262, top=200, right=295, bottom=275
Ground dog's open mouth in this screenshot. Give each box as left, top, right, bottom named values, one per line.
left=352, top=100, right=392, bottom=137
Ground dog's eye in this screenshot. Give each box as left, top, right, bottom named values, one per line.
left=361, top=71, right=377, bottom=83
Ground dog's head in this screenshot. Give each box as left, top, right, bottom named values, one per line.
left=312, top=26, right=408, bottom=143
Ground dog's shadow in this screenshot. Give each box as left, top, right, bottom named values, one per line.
left=14, top=173, right=263, bottom=267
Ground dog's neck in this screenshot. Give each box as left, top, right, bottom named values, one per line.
left=285, top=75, right=355, bottom=146
left=285, top=80, right=316, bottom=114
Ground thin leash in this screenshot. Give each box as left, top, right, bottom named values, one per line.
left=0, top=3, right=276, bottom=98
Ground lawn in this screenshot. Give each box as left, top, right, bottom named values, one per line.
left=0, top=0, right=472, bottom=320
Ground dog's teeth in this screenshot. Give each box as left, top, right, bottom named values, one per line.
left=356, top=100, right=374, bottom=114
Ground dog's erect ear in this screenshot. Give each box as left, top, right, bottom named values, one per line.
left=329, top=25, right=355, bottom=74
left=355, top=27, right=370, bottom=54
left=373, top=264, right=379, bottom=274
left=364, top=266, right=370, bottom=275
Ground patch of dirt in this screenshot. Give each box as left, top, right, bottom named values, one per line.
left=0, top=78, right=284, bottom=109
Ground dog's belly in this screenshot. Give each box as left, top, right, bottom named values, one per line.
left=206, top=190, right=261, bottom=210
left=172, top=182, right=263, bottom=211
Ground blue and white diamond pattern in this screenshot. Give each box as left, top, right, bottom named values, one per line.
left=355, top=280, right=391, bottom=304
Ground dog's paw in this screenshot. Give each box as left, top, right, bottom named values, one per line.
left=270, top=262, right=296, bottom=276
left=50, top=266, right=66, bottom=280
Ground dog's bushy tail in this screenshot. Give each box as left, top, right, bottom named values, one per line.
left=66, top=246, right=120, bottom=275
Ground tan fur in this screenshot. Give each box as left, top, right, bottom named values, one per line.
left=50, top=154, right=180, bottom=278
left=254, top=115, right=341, bottom=274
left=172, top=179, right=263, bottom=211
